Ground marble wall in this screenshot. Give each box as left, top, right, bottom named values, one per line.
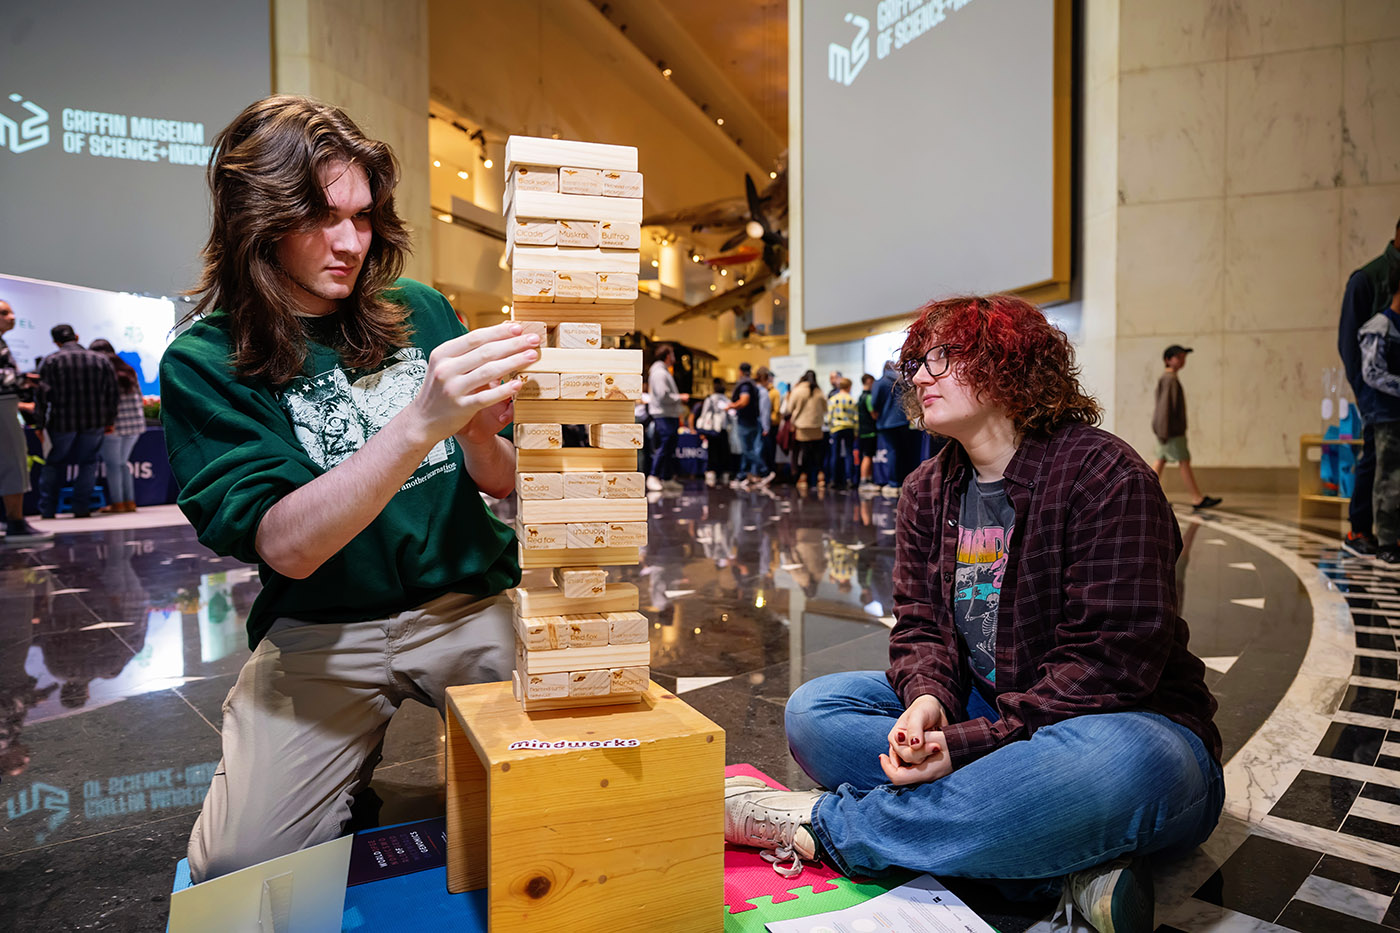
left=1087, top=0, right=1400, bottom=467
left=274, top=0, right=433, bottom=283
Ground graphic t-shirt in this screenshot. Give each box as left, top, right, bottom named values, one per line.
left=954, top=477, right=1015, bottom=689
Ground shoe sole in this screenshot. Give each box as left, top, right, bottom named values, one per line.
left=1108, top=858, right=1155, bottom=933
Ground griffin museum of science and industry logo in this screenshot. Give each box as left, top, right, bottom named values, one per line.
left=827, top=0, right=977, bottom=86
left=1, top=91, right=212, bottom=166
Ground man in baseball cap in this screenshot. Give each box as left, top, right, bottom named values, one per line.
left=1151, top=345, right=1221, bottom=510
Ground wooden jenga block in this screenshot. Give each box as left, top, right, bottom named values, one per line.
left=600, top=170, right=643, bottom=198
left=602, top=373, right=642, bottom=400
left=607, top=522, right=648, bottom=548
left=522, top=348, right=643, bottom=374
left=559, top=167, right=604, bottom=195
left=514, top=614, right=569, bottom=650
left=514, top=399, right=634, bottom=424
left=518, top=546, right=640, bottom=569
left=589, top=423, right=644, bottom=449
left=516, top=447, right=639, bottom=473
left=550, top=322, right=603, bottom=349
left=511, top=164, right=559, bottom=192
left=517, top=498, right=647, bottom=524
left=596, top=272, right=639, bottom=303
left=553, top=567, right=608, bottom=599
left=519, top=671, right=570, bottom=700
left=518, top=523, right=568, bottom=550
left=514, top=423, right=561, bottom=449
left=559, top=373, right=602, bottom=400
left=508, top=190, right=643, bottom=225
left=508, top=213, right=557, bottom=246
left=554, top=271, right=598, bottom=301
left=515, top=320, right=549, bottom=343
left=505, top=136, right=638, bottom=173
left=512, top=245, right=641, bottom=274
left=562, top=472, right=604, bottom=498
left=605, top=611, right=649, bottom=645
left=517, top=472, right=563, bottom=500
left=513, top=302, right=635, bottom=335
left=512, top=269, right=554, bottom=303
left=611, top=666, right=649, bottom=695
left=511, top=677, right=645, bottom=711
left=556, top=220, right=601, bottom=247
left=518, top=642, right=650, bottom=675
left=602, top=472, right=645, bottom=498
left=514, top=582, right=638, bottom=616
left=567, top=522, right=609, bottom=548
left=565, top=614, right=611, bottom=647
left=599, top=222, right=641, bottom=250
left=567, top=668, right=612, bottom=697
left=516, top=371, right=559, bottom=400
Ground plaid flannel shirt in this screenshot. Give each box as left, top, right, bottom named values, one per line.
left=35, top=343, right=118, bottom=432
left=887, top=422, right=1221, bottom=770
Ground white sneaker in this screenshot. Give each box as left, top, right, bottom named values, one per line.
left=1056, top=856, right=1153, bottom=933
left=646, top=475, right=664, bottom=492
left=705, top=471, right=717, bottom=487
left=724, top=776, right=823, bottom=877
left=858, top=481, right=879, bottom=496
left=880, top=484, right=901, bottom=499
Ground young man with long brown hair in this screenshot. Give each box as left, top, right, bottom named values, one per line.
left=161, top=95, right=538, bottom=882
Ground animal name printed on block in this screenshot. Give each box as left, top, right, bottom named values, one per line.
left=605, top=611, right=648, bottom=645
left=596, top=272, right=639, bottom=303
left=559, top=373, right=602, bottom=400
left=511, top=245, right=642, bottom=274
left=511, top=269, right=554, bottom=302
left=567, top=522, right=609, bottom=549
left=565, top=614, right=610, bottom=647
left=568, top=669, right=611, bottom=697
left=519, top=523, right=568, bottom=550
left=551, top=322, right=603, bottom=349
left=602, top=373, right=643, bottom=400
left=559, top=167, right=604, bottom=195
left=515, top=614, right=569, bottom=650
left=607, top=522, right=648, bottom=548
left=554, top=567, right=608, bottom=599
left=602, top=472, right=645, bottom=498
left=521, top=671, right=570, bottom=700
left=611, top=666, right=649, bottom=695
left=505, top=136, right=638, bottom=173
left=554, top=271, right=598, bottom=301
left=517, top=371, right=559, bottom=400
left=562, top=472, right=605, bottom=498
left=514, top=423, right=562, bottom=449
left=522, top=348, right=644, bottom=374
left=556, top=220, right=601, bottom=247
left=599, top=222, right=641, bottom=250
left=511, top=164, right=559, bottom=192
left=517, top=472, right=563, bottom=500
left=518, top=642, right=651, bottom=676
left=600, top=170, right=643, bottom=199
left=517, top=497, right=648, bottom=525
left=513, top=582, right=639, bottom=617
left=515, top=320, right=549, bottom=343
left=589, top=423, right=645, bottom=449
left=509, top=214, right=557, bottom=246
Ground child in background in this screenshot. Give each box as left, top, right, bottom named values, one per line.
left=828, top=377, right=858, bottom=490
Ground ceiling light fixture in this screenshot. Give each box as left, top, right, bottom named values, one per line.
left=433, top=160, right=441, bottom=167
left=769, top=171, right=777, bottom=179
left=457, top=170, right=468, bottom=180
left=483, top=157, right=494, bottom=169
left=716, top=118, right=724, bottom=126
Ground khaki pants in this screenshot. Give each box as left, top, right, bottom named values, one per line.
left=188, top=591, right=514, bottom=883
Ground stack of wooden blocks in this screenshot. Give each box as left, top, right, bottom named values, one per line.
left=505, top=135, right=651, bottom=712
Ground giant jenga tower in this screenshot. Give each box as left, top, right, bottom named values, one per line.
left=503, top=135, right=651, bottom=711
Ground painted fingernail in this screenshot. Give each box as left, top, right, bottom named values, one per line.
left=911, top=736, right=920, bottom=747
left=896, top=731, right=905, bottom=743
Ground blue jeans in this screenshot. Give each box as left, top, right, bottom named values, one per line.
left=649, top=416, right=679, bottom=480
left=39, top=428, right=105, bottom=516
left=785, top=671, right=1223, bottom=885
left=830, top=429, right=854, bottom=486
left=873, top=430, right=900, bottom=486
left=735, top=420, right=764, bottom=479
left=101, top=432, right=140, bottom=503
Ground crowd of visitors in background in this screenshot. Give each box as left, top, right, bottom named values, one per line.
left=636, top=348, right=941, bottom=496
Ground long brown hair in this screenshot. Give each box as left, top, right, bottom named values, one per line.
left=187, top=95, right=413, bottom=386
left=87, top=339, right=140, bottom=395
left=897, top=294, right=1101, bottom=436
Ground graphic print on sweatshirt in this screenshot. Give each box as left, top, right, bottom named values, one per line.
left=954, top=479, right=1015, bottom=685
left=279, top=347, right=457, bottom=477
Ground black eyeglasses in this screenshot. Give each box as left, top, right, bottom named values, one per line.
left=899, top=344, right=961, bottom=380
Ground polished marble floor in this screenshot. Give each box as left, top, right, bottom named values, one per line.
left=0, top=485, right=1397, bottom=931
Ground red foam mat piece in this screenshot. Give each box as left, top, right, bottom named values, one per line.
left=723, top=764, right=843, bottom=914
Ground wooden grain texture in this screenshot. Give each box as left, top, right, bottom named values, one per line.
left=561, top=472, right=604, bottom=499
left=444, top=710, right=488, bottom=894
left=512, top=398, right=634, bottom=425
left=517, top=642, right=650, bottom=676
left=519, top=347, right=642, bottom=375
left=588, top=423, right=644, bottom=449
left=514, top=687, right=644, bottom=713
left=508, top=189, right=643, bottom=224
left=513, top=423, right=562, bottom=449
left=505, top=136, right=638, bottom=173
left=509, top=164, right=559, bottom=191
left=605, top=521, right=648, bottom=548
left=443, top=681, right=724, bottom=930
left=514, top=614, right=569, bottom=650
left=516, top=448, right=638, bottom=473
left=566, top=522, right=610, bottom=549
left=514, top=582, right=638, bottom=617
left=559, top=373, right=602, bottom=400
left=517, top=371, right=559, bottom=400
left=605, top=610, right=648, bottom=645
left=513, top=302, right=634, bottom=334
left=559, top=167, right=604, bottom=195
left=517, top=524, right=568, bottom=550
left=553, top=567, right=608, bottom=599
left=602, top=472, right=645, bottom=498
left=595, top=272, right=639, bottom=303
left=550, top=322, right=603, bottom=349
left=517, top=497, right=647, bottom=525
left=518, top=545, right=640, bottom=569
left=516, top=472, right=563, bottom=500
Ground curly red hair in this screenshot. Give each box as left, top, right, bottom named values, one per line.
left=898, top=294, right=1101, bottom=436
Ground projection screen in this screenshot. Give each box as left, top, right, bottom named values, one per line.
left=798, top=0, right=1071, bottom=338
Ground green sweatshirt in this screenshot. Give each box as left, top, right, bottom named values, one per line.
left=160, top=279, right=520, bottom=648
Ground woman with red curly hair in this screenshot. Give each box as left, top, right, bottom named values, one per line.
left=724, top=295, right=1223, bottom=933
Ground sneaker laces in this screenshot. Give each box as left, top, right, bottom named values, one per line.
left=739, top=805, right=805, bottom=878
left=760, top=845, right=803, bottom=878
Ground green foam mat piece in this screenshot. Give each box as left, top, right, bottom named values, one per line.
left=723, top=874, right=912, bottom=933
